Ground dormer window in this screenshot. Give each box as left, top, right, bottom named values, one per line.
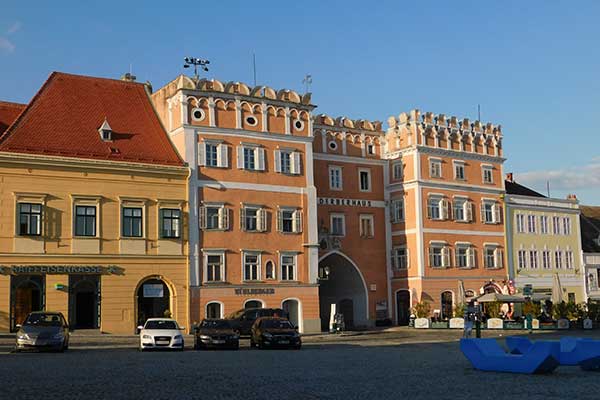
left=98, top=119, right=112, bottom=142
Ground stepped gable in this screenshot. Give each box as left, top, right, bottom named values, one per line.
left=0, top=72, right=184, bottom=166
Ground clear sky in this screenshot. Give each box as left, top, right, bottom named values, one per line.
left=1, top=1, right=599, bottom=204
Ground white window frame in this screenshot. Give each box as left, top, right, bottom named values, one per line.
left=563, top=217, right=571, bottom=235
left=366, top=143, right=375, bottom=155
left=199, top=140, right=229, bottom=168
left=540, top=215, right=549, bottom=234
left=240, top=205, right=267, bottom=232
left=274, top=148, right=301, bottom=175
left=429, top=243, right=450, bottom=268
left=482, top=165, right=494, bottom=184
left=242, top=251, right=261, bottom=281
left=455, top=244, right=475, bottom=269
left=358, top=168, right=372, bottom=192
left=199, top=204, right=229, bottom=231
left=452, top=198, right=472, bottom=223
left=484, top=244, right=503, bottom=269
left=203, top=251, right=226, bottom=283
left=359, top=214, right=374, bottom=238
left=277, top=207, right=303, bottom=234
left=330, top=213, right=345, bottom=236
left=237, top=144, right=265, bottom=171
left=429, top=158, right=442, bottom=178
left=481, top=200, right=501, bottom=224
left=265, top=259, right=276, bottom=280
left=390, top=199, right=404, bottom=223
left=279, top=253, right=297, bottom=281
left=565, top=250, right=574, bottom=269
left=427, top=196, right=449, bottom=221
left=453, top=160, right=465, bottom=181
left=555, top=249, right=563, bottom=269
left=527, top=215, right=537, bottom=234
left=552, top=216, right=561, bottom=235
left=516, top=214, right=525, bottom=233
left=529, top=249, right=539, bottom=269
left=392, top=246, right=409, bottom=270
left=328, top=165, right=343, bottom=190
left=518, top=249, right=527, bottom=269
left=392, top=162, right=403, bottom=180
left=205, top=301, right=224, bottom=319
left=542, top=249, right=552, bottom=269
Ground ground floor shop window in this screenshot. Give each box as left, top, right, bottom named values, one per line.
left=206, top=302, right=222, bottom=319
left=137, top=278, right=170, bottom=326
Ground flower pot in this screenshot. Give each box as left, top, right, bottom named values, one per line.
left=414, top=318, right=430, bottom=329
left=487, top=318, right=503, bottom=329
left=430, top=321, right=449, bottom=329
left=449, top=318, right=464, bottom=329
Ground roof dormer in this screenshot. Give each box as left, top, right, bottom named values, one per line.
left=98, top=119, right=112, bottom=141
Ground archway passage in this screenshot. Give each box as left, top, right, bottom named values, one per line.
left=282, top=299, right=300, bottom=328
left=11, top=275, right=45, bottom=330
left=441, top=291, right=453, bottom=320
left=244, top=300, right=263, bottom=309
left=69, top=275, right=100, bottom=329
left=137, top=278, right=170, bottom=326
left=318, top=252, right=368, bottom=331
left=396, top=291, right=410, bottom=326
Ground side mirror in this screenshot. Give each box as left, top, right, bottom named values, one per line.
left=179, top=326, right=185, bottom=331
left=15, top=324, right=22, bottom=329
left=136, top=325, right=143, bottom=334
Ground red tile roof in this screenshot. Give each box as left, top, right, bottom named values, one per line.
left=0, top=101, right=26, bottom=134
left=0, top=72, right=184, bottom=167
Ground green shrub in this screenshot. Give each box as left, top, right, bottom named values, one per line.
left=453, top=303, right=466, bottom=318
left=522, top=301, right=541, bottom=318
left=485, top=301, right=502, bottom=318
left=412, top=301, right=431, bottom=318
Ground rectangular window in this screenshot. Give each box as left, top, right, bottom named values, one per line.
left=552, top=216, right=561, bottom=235
left=122, top=207, right=143, bottom=237
left=529, top=250, right=539, bottom=269
left=542, top=250, right=552, bottom=269
left=18, top=203, right=42, bottom=236
left=330, top=214, right=345, bottom=236
left=243, top=147, right=255, bottom=170
left=565, top=250, right=574, bottom=269
left=391, top=199, right=404, bottom=223
left=329, top=166, right=342, bottom=190
left=359, top=169, right=371, bottom=192
left=429, top=245, right=449, bottom=268
left=430, top=159, right=442, bottom=178
left=359, top=214, right=374, bottom=238
left=244, top=207, right=258, bottom=231
left=456, top=246, right=469, bottom=268
left=454, top=162, right=465, bottom=180
left=200, top=141, right=228, bottom=168
left=243, top=253, right=260, bottom=281
left=160, top=209, right=181, bottom=238
left=392, top=247, right=408, bottom=270
left=527, top=215, right=536, bottom=234
left=555, top=250, right=563, bottom=269
left=393, top=162, right=403, bottom=180
left=366, top=143, right=375, bottom=155
left=427, top=197, right=446, bottom=220
left=206, top=254, right=224, bottom=282
left=482, top=166, right=493, bottom=184
left=280, top=255, right=296, bottom=281
left=540, top=216, right=548, bottom=234
left=200, top=205, right=229, bottom=231
left=516, top=214, right=525, bottom=233
left=484, top=247, right=497, bottom=269
left=275, top=149, right=301, bottom=175
left=205, top=143, right=218, bottom=167
left=237, top=145, right=264, bottom=171
left=518, top=250, right=527, bottom=269
left=481, top=201, right=500, bottom=224
left=453, top=199, right=471, bottom=222
left=563, top=217, right=571, bottom=235
left=75, top=205, right=96, bottom=237
left=278, top=208, right=302, bottom=234
left=280, top=151, right=291, bottom=174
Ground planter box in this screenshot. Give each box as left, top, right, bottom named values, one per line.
left=539, top=322, right=558, bottom=330
left=414, top=318, right=430, bottom=329
left=487, top=318, right=503, bottom=329
left=503, top=321, right=524, bottom=330
left=526, top=319, right=540, bottom=330
left=557, top=319, right=570, bottom=330
left=449, top=318, right=465, bottom=329
left=430, top=321, right=449, bottom=329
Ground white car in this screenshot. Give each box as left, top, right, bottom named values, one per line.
left=138, top=318, right=185, bottom=351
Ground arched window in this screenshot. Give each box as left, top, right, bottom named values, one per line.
left=206, top=302, right=222, bottom=319
left=244, top=300, right=263, bottom=309
left=265, top=261, right=275, bottom=280
left=441, top=291, right=453, bottom=320
left=465, top=290, right=475, bottom=298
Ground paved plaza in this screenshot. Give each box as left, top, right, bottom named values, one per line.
left=2, top=328, right=600, bottom=400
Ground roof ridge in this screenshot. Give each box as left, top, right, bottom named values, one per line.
left=0, top=100, right=26, bottom=108
left=51, top=71, right=143, bottom=87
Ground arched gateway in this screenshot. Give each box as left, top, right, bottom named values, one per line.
left=318, top=251, right=369, bottom=331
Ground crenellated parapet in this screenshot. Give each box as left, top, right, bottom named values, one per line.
left=386, top=109, right=503, bottom=157
left=312, top=113, right=384, bottom=157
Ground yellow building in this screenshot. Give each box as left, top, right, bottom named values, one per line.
left=0, top=72, right=189, bottom=333
left=505, top=175, right=585, bottom=303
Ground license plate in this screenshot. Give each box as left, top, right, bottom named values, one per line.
left=212, top=340, right=225, bottom=344
left=279, top=340, right=289, bottom=344
left=156, top=340, right=170, bottom=345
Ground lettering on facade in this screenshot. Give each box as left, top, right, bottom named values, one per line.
left=0, top=265, right=117, bottom=275
left=234, top=288, right=275, bottom=296
left=318, top=197, right=373, bottom=207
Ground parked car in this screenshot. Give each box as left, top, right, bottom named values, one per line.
left=194, top=319, right=239, bottom=350
left=138, top=318, right=184, bottom=351
left=226, top=308, right=288, bottom=336
left=250, top=317, right=301, bottom=349
left=15, top=311, right=70, bottom=352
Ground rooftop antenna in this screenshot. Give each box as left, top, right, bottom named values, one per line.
left=183, top=56, right=210, bottom=80
left=547, top=181, right=550, bottom=197
left=252, top=53, right=257, bottom=86
left=302, top=74, right=312, bottom=94
left=477, top=104, right=481, bottom=121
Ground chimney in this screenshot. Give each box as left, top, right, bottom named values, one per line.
left=566, top=194, right=578, bottom=201
left=121, top=72, right=137, bottom=82
left=505, top=172, right=514, bottom=183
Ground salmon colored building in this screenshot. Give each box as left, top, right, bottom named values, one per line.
left=0, top=73, right=189, bottom=333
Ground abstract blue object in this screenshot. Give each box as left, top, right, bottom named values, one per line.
left=505, top=336, right=600, bottom=370
left=460, top=338, right=560, bottom=374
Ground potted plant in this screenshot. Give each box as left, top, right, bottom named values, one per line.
left=412, top=301, right=431, bottom=329
left=552, top=301, right=570, bottom=329
left=450, top=304, right=465, bottom=329
left=522, top=301, right=541, bottom=330
left=485, top=301, right=504, bottom=329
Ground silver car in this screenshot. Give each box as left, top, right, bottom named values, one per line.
left=15, top=312, right=70, bottom=352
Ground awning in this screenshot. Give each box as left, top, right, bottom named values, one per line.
left=475, top=293, right=528, bottom=303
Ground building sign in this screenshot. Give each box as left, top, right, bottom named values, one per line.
left=143, top=284, right=164, bottom=298
left=234, top=288, right=275, bottom=296
left=0, top=265, right=116, bottom=275
left=318, top=197, right=373, bottom=207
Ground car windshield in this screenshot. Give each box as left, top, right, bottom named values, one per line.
left=144, top=320, right=178, bottom=330
left=24, top=314, right=63, bottom=327
left=262, top=320, right=293, bottom=329
left=201, top=320, right=231, bottom=329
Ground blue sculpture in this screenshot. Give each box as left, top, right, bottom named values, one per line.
left=460, top=338, right=560, bottom=374
left=506, top=336, right=600, bottom=370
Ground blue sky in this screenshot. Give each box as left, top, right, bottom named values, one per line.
left=1, top=1, right=599, bottom=204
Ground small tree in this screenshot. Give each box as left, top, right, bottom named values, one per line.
left=551, top=301, right=570, bottom=320
left=413, top=301, right=431, bottom=318
left=588, top=301, right=600, bottom=322
left=522, top=301, right=541, bottom=318
left=485, top=301, right=502, bottom=318
left=453, top=303, right=466, bottom=318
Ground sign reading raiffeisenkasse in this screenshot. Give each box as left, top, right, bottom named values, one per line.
left=0, top=265, right=115, bottom=275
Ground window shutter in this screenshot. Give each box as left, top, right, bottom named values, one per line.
left=199, top=206, right=207, bottom=230
left=258, top=208, right=267, bottom=232
left=198, top=142, right=206, bottom=166
left=480, top=203, right=486, bottom=223
left=441, top=199, right=449, bottom=220
left=391, top=250, right=396, bottom=269
left=276, top=209, right=282, bottom=232
left=274, top=150, right=281, bottom=173
left=493, top=204, right=502, bottom=224
left=240, top=207, right=246, bottom=230
left=389, top=201, right=396, bottom=223
left=291, top=152, right=301, bottom=175
left=405, top=248, right=410, bottom=269
left=217, top=144, right=228, bottom=168
left=442, top=247, right=450, bottom=267
left=427, top=202, right=432, bottom=219
left=218, top=207, right=229, bottom=230
left=237, top=146, right=244, bottom=169
left=465, top=202, right=473, bottom=222
left=467, top=248, right=475, bottom=268
left=495, top=249, right=504, bottom=268
left=293, top=210, right=303, bottom=233
left=428, top=248, right=433, bottom=267
left=256, top=148, right=265, bottom=171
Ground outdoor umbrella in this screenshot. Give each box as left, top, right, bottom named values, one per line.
left=457, top=280, right=466, bottom=305
left=475, top=293, right=527, bottom=303
left=552, top=273, right=564, bottom=304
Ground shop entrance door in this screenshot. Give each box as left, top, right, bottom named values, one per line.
left=137, top=279, right=170, bottom=326
left=10, top=275, right=45, bottom=331
left=396, top=291, right=411, bottom=326
left=338, top=299, right=354, bottom=329
left=69, top=275, right=100, bottom=329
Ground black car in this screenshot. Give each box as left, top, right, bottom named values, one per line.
left=226, top=308, right=288, bottom=336
left=250, top=317, right=301, bottom=349
left=15, top=311, right=70, bottom=352
left=194, top=319, right=239, bottom=350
